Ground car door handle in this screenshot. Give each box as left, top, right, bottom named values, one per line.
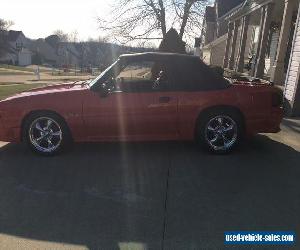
left=158, top=96, right=171, bottom=103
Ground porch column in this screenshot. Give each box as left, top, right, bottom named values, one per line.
left=270, top=0, right=296, bottom=85
left=251, top=6, right=266, bottom=76
left=229, top=20, right=240, bottom=70
left=236, top=15, right=250, bottom=72
left=223, top=22, right=234, bottom=68
left=254, top=3, right=275, bottom=78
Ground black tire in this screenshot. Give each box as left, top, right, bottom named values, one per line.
left=23, top=111, right=71, bottom=156
left=196, top=109, right=243, bottom=154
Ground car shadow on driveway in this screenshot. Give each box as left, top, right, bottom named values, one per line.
left=0, top=136, right=299, bottom=250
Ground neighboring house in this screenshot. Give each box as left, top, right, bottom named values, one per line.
left=200, top=0, right=244, bottom=66
left=57, top=42, right=80, bottom=67
left=75, top=42, right=106, bottom=69
left=0, top=31, right=156, bottom=71
left=201, top=0, right=300, bottom=116
left=0, top=46, right=16, bottom=64
left=28, top=38, right=58, bottom=65
left=0, top=30, right=32, bottom=66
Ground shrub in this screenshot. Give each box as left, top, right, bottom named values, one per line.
left=210, top=66, right=224, bottom=76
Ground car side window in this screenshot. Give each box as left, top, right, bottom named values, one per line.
left=115, top=60, right=171, bottom=93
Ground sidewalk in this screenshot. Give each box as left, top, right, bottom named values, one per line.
left=267, top=117, right=300, bottom=151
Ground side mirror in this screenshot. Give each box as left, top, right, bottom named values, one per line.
left=116, top=77, right=124, bottom=85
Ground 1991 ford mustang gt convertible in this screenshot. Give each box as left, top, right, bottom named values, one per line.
left=0, top=52, right=283, bottom=155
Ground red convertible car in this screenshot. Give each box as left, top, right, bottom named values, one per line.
left=0, top=53, right=283, bottom=155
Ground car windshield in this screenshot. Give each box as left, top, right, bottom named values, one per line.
left=88, top=59, right=120, bottom=88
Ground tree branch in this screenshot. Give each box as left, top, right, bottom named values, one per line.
left=97, top=0, right=208, bottom=45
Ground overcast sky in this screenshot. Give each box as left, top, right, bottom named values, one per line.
left=1, top=0, right=111, bottom=40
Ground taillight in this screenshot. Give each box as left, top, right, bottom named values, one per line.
left=272, top=89, right=283, bottom=107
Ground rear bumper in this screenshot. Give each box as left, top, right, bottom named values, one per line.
left=246, top=107, right=283, bottom=136
left=268, top=107, right=284, bottom=132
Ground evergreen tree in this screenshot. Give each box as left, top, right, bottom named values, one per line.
left=158, top=28, right=186, bottom=54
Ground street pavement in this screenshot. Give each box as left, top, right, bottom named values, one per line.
left=0, top=118, right=300, bottom=250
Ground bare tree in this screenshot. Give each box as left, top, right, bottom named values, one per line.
left=0, top=18, right=14, bottom=58
left=98, top=0, right=209, bottom=44
left=0, top=19, right=13, bottom=30
left=87, top=36, right=110, bottom=43
left=69, top=30, right=79, bottom=43
left=97, top=36, right=110, bottom=43
left=53, top=30, right=70, bottom=42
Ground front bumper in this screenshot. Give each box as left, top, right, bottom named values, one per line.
left=0, top=115, right=20, bottom=142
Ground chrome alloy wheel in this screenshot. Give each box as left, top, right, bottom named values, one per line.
left=29, top=117, right=63, bottom=153
left=204, top=115, right=238, bottom=151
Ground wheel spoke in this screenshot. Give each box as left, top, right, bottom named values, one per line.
left=210, top=134, right=219, bottom=143
left=47, top=138, right=54, bottom=148
left=217, top=117, right=223, bottom=125
left=46, top=119, right=53, bottom=129
left=35, top=122, right=44, bottom=132
left=224, top=124, right=234, bottom=132
left=207, top=126, right=216, bottom=132
left=222, top=134, right=230, bottom=146
left=52, top=131, right=62, bottom=137
left=36, top=135, right=45, bottom=144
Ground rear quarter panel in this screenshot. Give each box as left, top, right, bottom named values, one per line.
left=234, top=84, right=284, bottom=135
left=178, top=87, right=239, bottom=139
left=177, top=84, right=279, bottom=140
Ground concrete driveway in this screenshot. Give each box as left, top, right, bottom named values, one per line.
left=0, top=119, right=300, bottom=250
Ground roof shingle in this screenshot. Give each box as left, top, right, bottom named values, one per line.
left=216, top=0, right=245, bottom=18
left=7, top=30, right=23, bottom=41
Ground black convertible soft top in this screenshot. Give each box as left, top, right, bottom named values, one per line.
left=121, top=52, right=229, bottom=90
left=91, top=52, right=230, bottom=91
left=119, top=52, right=200, bottom=61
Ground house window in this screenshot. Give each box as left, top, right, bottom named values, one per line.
left=284, top=12, right=298, bottom=72
left=16, top=42, right=23, bottom=50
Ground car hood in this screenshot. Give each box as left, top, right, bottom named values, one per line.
left=2, top=83, right=87, bottom=102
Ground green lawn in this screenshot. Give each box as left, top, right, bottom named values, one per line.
left=0, top=64, right=35, bottom=72
left=0, top=64, right=54, bottom=74
left=0, top=83, right=45, bottom=100
left=0, top=71, right=33, bottom=76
